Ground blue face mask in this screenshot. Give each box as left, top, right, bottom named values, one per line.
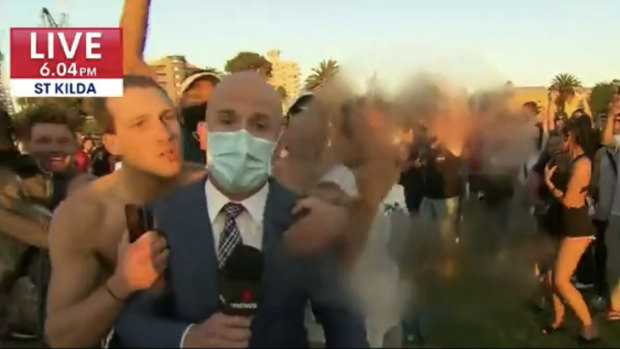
left=207, top=130, right=276, bottom=193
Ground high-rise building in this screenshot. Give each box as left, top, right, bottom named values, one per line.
left=266, top=49, right=300, bottom=107
left=148, top=55, right=199, bottom=102
left=0, top=50, right=14, bottom=114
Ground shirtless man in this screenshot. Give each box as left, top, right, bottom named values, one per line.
left=44, top=5, right=202, bottom=346
left=44, top=75, right=202, bottom=348
left=45, top=2, right=356, bottom=347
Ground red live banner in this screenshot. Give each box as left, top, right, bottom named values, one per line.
left=10, top=27, right=123, bottom=97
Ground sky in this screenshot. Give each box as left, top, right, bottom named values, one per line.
left=1, top=0, right=620, bottom=92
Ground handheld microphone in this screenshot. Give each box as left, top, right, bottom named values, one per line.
left=218, top=245, right=264, bottom=316
left=125, top=204, right=154, bottom=243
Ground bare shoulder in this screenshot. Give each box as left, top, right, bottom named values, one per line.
left=573, top=156, right=592, bottom=177
left=575, top=156, right=592, bottom=168
left=176, top=162, right=207, bottom=187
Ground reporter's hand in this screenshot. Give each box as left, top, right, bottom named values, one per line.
left=183, top=313, right=251, bottom=348
left=109, top=230, right=169, bottom=298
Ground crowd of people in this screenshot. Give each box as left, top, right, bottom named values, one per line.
left=1, top=1, right=620, bottom=348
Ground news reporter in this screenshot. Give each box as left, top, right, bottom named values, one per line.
left=113, top=72, right=368, bottom=348
left=121, top=0, right=390, bottom=266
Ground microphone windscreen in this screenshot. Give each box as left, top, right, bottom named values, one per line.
left=222, top=245, right=264, bottom=281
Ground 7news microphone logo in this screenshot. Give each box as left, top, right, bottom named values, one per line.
left=10, top=28, right=123, bottom=97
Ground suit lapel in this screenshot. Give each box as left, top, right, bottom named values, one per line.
left=175, top=175, right=218, bottom=296
left=262, top=178, right=299, bottom=253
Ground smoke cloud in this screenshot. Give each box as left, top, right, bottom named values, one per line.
left=280, top=64, right=544, bottom=346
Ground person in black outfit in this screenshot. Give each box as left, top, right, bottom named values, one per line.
left=528, top=132, right=570, bottom=311
left=90, top=142, right=114, bottom=177
left=180, top=102, right=207, bottom=164
left=179, top=71, right=220, bottom=164
left=418, top=136, right=463, bottom=274
left=540, top=118, right=598, bottom=343
left=531, top=132, right=570, bottom=241
left=400, top=128, right=427, bottom=215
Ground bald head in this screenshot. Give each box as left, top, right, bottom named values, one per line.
left=206, top=71, right=283, bottom=141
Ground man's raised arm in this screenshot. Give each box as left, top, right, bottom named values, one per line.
left=120, top=0, right=153, bottom=76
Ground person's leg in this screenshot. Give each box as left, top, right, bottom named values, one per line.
left=575, top=241, right=595, bottom=286
left=532, top=231, right=554, bottom=311
left=419, top=198, right=436, bottom=263
left=593, top=219, right=609, bottom=299
left=435, top=197, right=459, bottom=275
left=554, top=238, right=594, bottom=330
left=435, top=197, right=459, bottom=248
left=549, top=269, right=565, bottom=327
left=546, top=238, right=564, bottom=328
left=606, top=216, right=620, bottom=313
left=419, top=198, right=434, bottom=223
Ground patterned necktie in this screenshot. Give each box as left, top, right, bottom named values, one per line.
left=217, top=203, right=245, bottom=268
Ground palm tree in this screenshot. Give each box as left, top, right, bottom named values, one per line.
left=551, top=73, right=582, bottom=112
left=304, top=59, right=340, bottom=91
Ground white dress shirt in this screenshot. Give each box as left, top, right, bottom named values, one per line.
left=180, top=179, right=269, bottom=347
left=205, top=179, right=269, bottom=252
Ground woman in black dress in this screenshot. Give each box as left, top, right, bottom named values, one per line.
left=542, top=118, right=597, bottom=342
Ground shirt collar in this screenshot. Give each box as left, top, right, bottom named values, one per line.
left=205, top=179, right=269, bottom=224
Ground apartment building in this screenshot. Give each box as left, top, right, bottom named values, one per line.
left=148, top=55, right=199, bottom=102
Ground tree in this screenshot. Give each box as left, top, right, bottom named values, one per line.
left=15, top=97, right=85, bottom=115
left=550, top=73, right=582, bottom=112
left=224, top=52, right=272, bottom=78
left=13, top=97, right=95, bottom=135
left=304, top=59, right=340, bottom=91
left=589, top=82, right=617, bottom=118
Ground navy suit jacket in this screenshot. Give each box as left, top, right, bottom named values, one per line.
left=114, top=177, right=368, bottom=348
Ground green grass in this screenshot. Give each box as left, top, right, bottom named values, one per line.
left=408, top=200, right=620, bottom=348
left=5, top=200, right=620, bottom=348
